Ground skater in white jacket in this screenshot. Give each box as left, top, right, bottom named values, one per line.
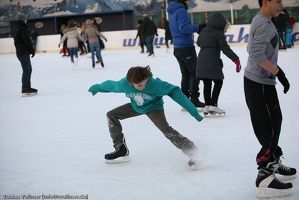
left=58, top=20, right=85, bottom=68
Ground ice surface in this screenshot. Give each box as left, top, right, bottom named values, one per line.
left=0, top=46, right=298, bottom=199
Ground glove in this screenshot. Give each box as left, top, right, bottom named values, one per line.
left=197, top=23, right=206, bottom=34
left=234, top=60, right=241, bottom=73
left=58, top=44, right=60, bottom=48
left=276, top=66, right=290, bottom=94
left=31, top=52, right=35, bottom=58
left=156, top=33, right=158, bottom=37
left=104, top=38, right=107, bottom=42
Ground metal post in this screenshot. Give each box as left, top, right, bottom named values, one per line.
left=230, top=4, right=234, bottom=24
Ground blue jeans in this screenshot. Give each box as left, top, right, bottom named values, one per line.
left=146, top=35, right=155, bottom=54
left=89, top=42, right=102, bottom=64
left=18, top=54, right=32, bottom=90
left=68, top=47, right=78, bottom=63
left=174, top=46, right=199, bottom=100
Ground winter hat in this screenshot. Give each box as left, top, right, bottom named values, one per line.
left=85, top=19, right=92, bottom=25
left=17, top=13, right=27, bottom=21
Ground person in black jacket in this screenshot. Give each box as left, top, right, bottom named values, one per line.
left=136, top=19, right=147, bottom=54
left=162, top=18, right=172, bottom=51
left=196, top=13, right=241, bottom=115
left=143, top=14, right=158, bottom=57
left=13, top=13, right=37, bottom=96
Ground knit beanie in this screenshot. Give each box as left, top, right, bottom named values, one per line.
left=17, top=13, right=27, bottom=21
left=85, top=19, right=92, bottom=25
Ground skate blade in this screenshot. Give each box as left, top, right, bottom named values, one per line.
left=189, top=163, right=199, bottom=170
left=182, top=107, right=204, bottom=112
left=204, top=111, right=226, bottom=117
left=105, top=156, right=131, bottom=164
left=276, top=174, right=297, bottom=181
left=22, top=93, right=37, bottom=97
left=256, top=187, right=292, bottom=199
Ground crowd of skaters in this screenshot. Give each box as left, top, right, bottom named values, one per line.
left=58, top=18, right=107, bottom=68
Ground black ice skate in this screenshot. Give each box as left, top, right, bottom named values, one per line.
left=22, top=88, right=38, bottom=97
left=105, top=143, right=130, bottom=164
left=255, top=168, right=292, bottom=199
left=191, top=99, right=205, bottom=108
left=270, top=159, right=297, bottom=181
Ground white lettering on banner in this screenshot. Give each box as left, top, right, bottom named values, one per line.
left=122, top=27, right=298, bottom=47
left=123, top=37, right=171, bottom=47
left=226, top=27, right=249, bottom=43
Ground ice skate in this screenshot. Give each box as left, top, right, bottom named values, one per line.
left=209, top=106, right=225, bottom=115
left=74, top=58, right=78, bottom=68
left=188, top=157, right=199, bottom=170
left=270, top=159, right=297, bottom=181
left=70, top=61, right=75, bottom=69
left=148, top=53, right=155, bottom=58
left=105, top=143, right=130, bottom=164
left=203, top=106, right=210, bottom=115
left=22, top=88, right=38, bottom=97
left=255, top=168, right=292, bottom=199
left=191, top=99, right=205, bottom=108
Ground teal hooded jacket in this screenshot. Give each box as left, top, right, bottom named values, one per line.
left=89, top=75, right=203, bottom=122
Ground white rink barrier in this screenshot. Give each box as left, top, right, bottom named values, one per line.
left=0, top=23, right=298, bottom=54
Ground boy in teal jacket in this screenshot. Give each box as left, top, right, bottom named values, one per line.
left=89, top=66, right=203, bottom=170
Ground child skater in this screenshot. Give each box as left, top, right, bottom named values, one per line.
left=196, top=12, right=241, bottom=115
left=88, top=66, right=203, bottom=170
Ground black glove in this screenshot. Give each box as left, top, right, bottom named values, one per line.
left=31, top=52, right=35, bottom=58
left=58, top=44, right=60, bottom=48
left=276, top=66, right=290, bottom=94
left=156, top=33, right=158, bottom=37
left=104, top=38, right=107, bottom=42
left=197, top=23, right=206, bottom=34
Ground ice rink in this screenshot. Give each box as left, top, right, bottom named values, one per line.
left=0, top=46, right=298, bottom=200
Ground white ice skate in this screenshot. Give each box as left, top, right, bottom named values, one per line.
left=209, top=106, right=225, bottom=115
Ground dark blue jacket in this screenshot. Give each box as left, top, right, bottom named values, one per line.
left=167, top=1, right=199, bottom=48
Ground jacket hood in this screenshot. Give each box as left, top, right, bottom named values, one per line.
left=207, top=12, right=227, bottom=31
left=167, top=1, right=187, bottom=15
left=16, top=20, right=28, bottom=29
left=63, top=26, right=77, bottom=34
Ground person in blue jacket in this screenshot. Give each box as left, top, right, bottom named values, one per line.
left=167, top=0, right=205, bottom=108
left=89, top=66, right=203, bottom=170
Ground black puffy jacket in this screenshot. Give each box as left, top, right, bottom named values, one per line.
left=196, top=13, right=239, bottom=80
left=13, top=20, right=35, bottom=58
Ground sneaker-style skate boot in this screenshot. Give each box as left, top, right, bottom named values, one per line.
left=270, top=159, right=297, bottom=181
left=105, top=142, right=130, bottom=164
left=255, top=168, right=292, bottom=199
left=209, top=106, right=225, bottom=114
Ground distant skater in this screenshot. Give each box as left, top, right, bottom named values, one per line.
left=13, top=13, right=38, bottom=97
